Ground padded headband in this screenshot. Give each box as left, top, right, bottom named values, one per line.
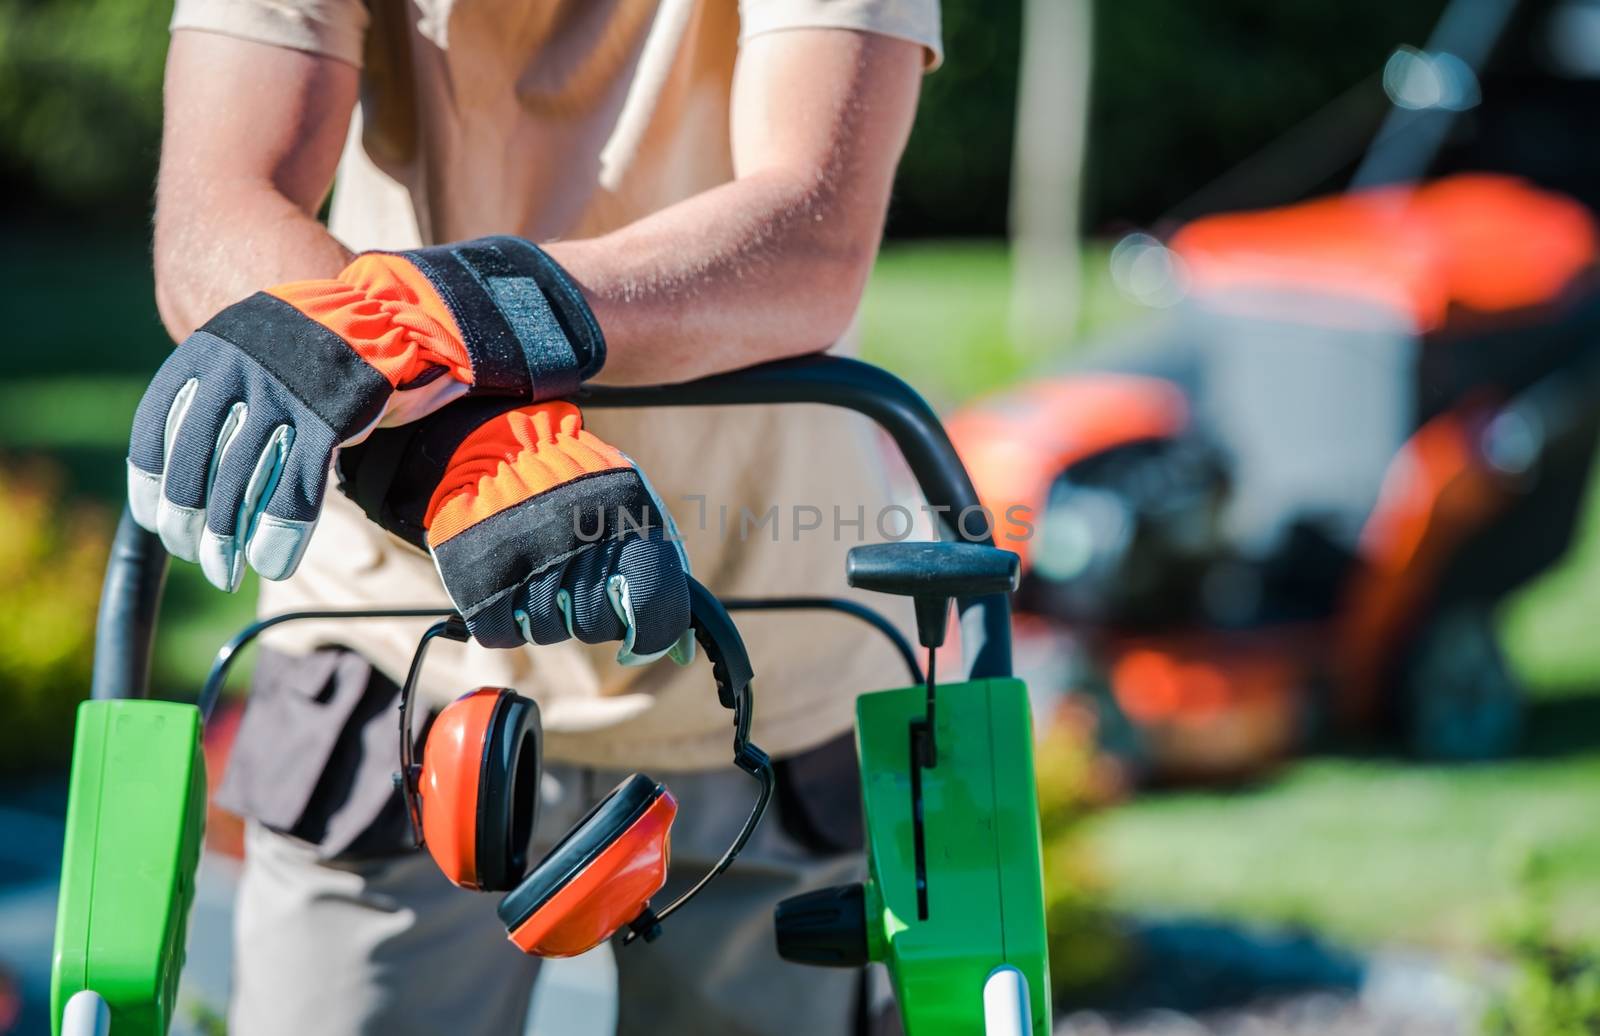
left=685, top=577, right=753, bottom=713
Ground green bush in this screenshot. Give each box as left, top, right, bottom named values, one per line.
left=1035, top=703, right=1127, bottom=993
left=0, top=0, right=166, bottom=219
left=0, top=457, right=110, bottom=773
left=1087, top=0, right=1448, bottom=227
left=1482, top=851, right=1600, bottom=1035
left=893, top=0, right=1452, bottom=235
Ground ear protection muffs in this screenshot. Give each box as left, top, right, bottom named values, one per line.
left=397, top=578, right=772, bottom=956
left=414, top=687, right=542, bottom=891
left=497, top=773, right=678, bottom=956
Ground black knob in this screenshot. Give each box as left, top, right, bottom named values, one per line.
left=774, top=883, right=869, bottom=968
left=846, top=542, right=1020, bottom=649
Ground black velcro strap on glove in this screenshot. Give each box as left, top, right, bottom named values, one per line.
left=398, top=237, right=606, bottom=401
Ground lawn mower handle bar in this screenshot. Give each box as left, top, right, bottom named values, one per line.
left=92, top=355, right=1011, bottom=701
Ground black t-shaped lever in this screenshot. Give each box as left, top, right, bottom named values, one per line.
left=846, top=540, right=1019, bottom=916
left=847, top=542, right=1020, bottom=650
left=847, top=541, right=1019, bottom=769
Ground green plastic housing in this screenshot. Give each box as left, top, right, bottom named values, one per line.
left=857, top=678, right=1051, bottom=1034
left=52, top=700, right=206, bottom=1036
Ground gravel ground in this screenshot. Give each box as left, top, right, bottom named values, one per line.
left=1057, top=947, right=1487, bottom=1036
left=1058, top=998, right=1459, bottom=1036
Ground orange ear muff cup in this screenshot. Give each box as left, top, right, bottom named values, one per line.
left=497, top=773, right=678, bottom=957
left=419, top=688, right=541, bottom=891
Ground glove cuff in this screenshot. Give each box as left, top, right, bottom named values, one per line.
left=392, top=237, right=606, bottom=401
left=336, top=397, right=519, bottom=550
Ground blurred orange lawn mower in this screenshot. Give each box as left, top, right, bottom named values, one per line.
left=952, top=172, right=1600, bottom=779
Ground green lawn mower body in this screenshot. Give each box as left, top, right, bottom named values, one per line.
left=857, top=678, right=1050, bottom=1034
left=774, top=538, right=1046, bottom=1034
left=51, top=699, right=205, bottom=1036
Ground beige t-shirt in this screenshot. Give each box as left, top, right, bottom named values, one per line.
left=169, top=0, right=941, bottom=770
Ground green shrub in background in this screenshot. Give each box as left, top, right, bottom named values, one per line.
left=1034, top=704, right=1127, bottom=993
left=1482, top=850, right=1600, bottom=1035
left=1086, top=0, right=1448, bottom=229
left=0, top=456, right=110, bottom=773
left=0, top=0, right=166, bottom=217
left=889, top=0, right=1451, bottom=235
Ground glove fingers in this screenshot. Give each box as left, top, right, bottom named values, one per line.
left=155, top=378, right=245, bottom=563
left=501, top=568, right=574, bottom=648
left=126, top=361, right=198, bottom=531
left=198, top=411, right=287, bottom=591
left=474, top=553, right=628, bottom=651
left=609, top=536, right=690, bottom=658
left=560, top=547, right=628, bottom=646
left=247, top=422, right=337, bottom=582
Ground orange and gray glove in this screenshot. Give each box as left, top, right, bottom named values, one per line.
left=127, top=237, right=604, bottom=591
left=337, top=398, right=693, bottom=660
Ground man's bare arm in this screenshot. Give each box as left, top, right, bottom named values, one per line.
left=545, top=29, right=924, bottom=386
left=156, top=28, right=920, bottom=381
left=154, top=31, right=357, bottom=341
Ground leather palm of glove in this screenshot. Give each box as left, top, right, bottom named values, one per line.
left=338, top=397, right=694, bottom=663
left=127, top=237, right=604, bottom=592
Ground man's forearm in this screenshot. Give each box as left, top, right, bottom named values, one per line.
left=546, top=29, right=922, bottom=387
left=155, top=29, right=919, bottom=383
left=154, top=186, right=353, bottom=341
left=162, top=161, right=858, bottom=382
left=153, top=32, right=358, bottom=342
left=545, top=170, right=877, bottom=386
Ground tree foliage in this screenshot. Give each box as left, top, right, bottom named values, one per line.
left=0, top=458, right=109, bottom=772
left=0, top=0, right=167, bottom=222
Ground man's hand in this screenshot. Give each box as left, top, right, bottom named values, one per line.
left=129, top=239, right=609, bottom=590
left=337, top=399, right=693, bottom=658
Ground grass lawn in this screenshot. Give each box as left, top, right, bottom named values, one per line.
left=5, top=232, right=1600, bottom=955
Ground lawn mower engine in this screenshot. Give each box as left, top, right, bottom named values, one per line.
left=955, top=174, right=1600, bottom=779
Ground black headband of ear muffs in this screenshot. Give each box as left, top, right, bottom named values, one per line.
left=395, top=578, right=773, bottom=940
left=621, top=578, right=773, bottom=942
left=686, top=579, right=755, bottom=742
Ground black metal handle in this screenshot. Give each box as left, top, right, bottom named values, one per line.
left=91, top=508, right=169, bottom=701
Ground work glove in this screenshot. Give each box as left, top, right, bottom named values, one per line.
left=337, top=397, right=693, bottom=661
left=127, top=237, right=605, bottom=591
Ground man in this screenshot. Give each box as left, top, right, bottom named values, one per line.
left=141, top=0, right=938, bottom=1033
